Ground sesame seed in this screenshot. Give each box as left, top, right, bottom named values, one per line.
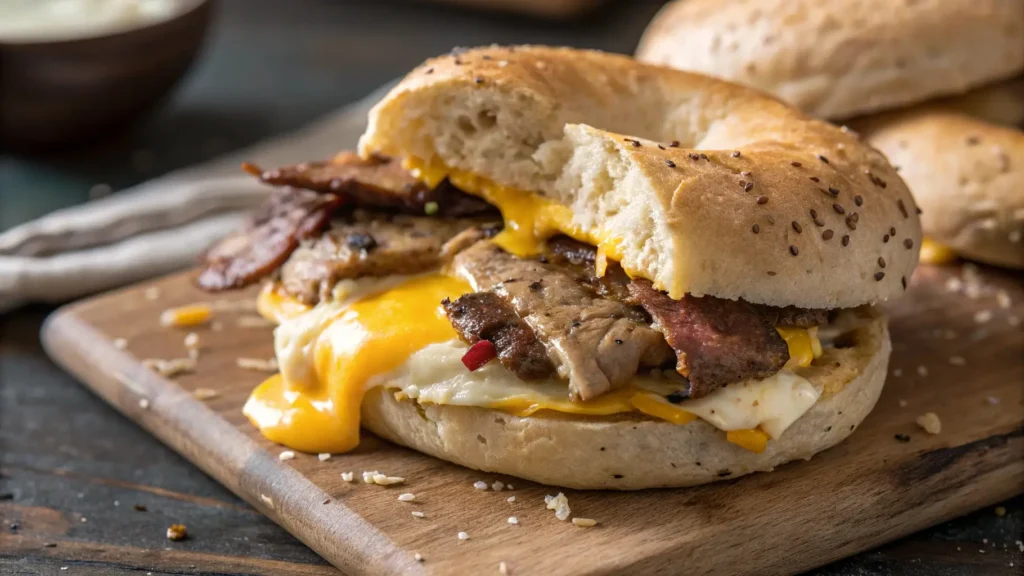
left=756, top=196, right=768, bottom=205
left=741, top=170, right=752, bottom=177
left=765, top=214, right=775, bottom=225
left=398, top=493, right=416, bottom=502
left=752, top=223, right=760, bottom=234
left=966, top=136, right=980, bottom=146
left=842, top=235, right=850, bottom=246
left=822, top=229, right=834, bottom=240
left=658, top=144, right=665, bottom=150
left=901, top=276, right=907, bottom=290
left=767, top=271, right=777, bottom=276
left=669, top=140, right=680, bottom=148
left=832, top=203, right=845, bottom=214
left=898, top=199, right=909, bottom=218
left=878, top=257, right=886, bottom=268
left=792, top=221, right=802, bottom=233
left=425, top=67, right=434, bottom=74
left=789, top=245, right=799, bottom=256
left=817, top=154, right=830, bottom=164
left=809, top=209, right=818, bottom=218
left=507, top=516, right=519, bottom=525
left=625, top=138, right=641, bottom=147
left=875, top=272, right=885, bottom=281
left=474, top=77, right=484, bottom=84
left=883, top=234, right=890, bottom=243
left=279, top=451, right=296, bottom=461
left=458, top=531, right=470, bottom=541
left=904, top=238, right=914, bottom=249
left=810, top=176, right=820, bottom=182
left=572, top=518, right=598, bottom=527
left=113, top=338, right=128, bottom=350
left=699, top=153, right=708, bottom=161
left=854, top=195, right=863, bottom=206
left=474, top=480, right=489, bottom=490
left=791, top=161, right=802, bottom=167
left=731, top=151, right=741, bottom=158
left=813, top=217, right=825, bottom=227
left=665, top=159, right=676, bottom=168
left=846, top=216, right=857, bottom=230
left=890, top=227, right=896, bottom=236
left=743, top=181, right=754, bottom=192
left=828, top=187, right=840, bottom=196
left=689, top=153, right=700, bottom=161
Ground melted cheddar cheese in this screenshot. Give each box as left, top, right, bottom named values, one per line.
left=244, top=276, right=824, bottom=455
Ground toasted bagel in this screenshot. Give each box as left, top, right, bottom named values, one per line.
left=359, top=46, right=921, bottom=309
left=635, top=0, right=1024, bottom=119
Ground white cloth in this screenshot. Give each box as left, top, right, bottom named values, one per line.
left=0, top=86, right=387, bottom=313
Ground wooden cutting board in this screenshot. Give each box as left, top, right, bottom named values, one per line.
left=41, top=263, right=1024, bottom=576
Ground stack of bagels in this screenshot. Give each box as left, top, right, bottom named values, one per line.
left=637, top=0, right=1024, bottom=269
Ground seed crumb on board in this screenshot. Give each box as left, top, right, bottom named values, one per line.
left=457, top=531, right=470, bottom=541
left=236, top=357, right=278, bottom=372
left=507, top=516, right=519, bottom=525
left=474, top=480, right=489, bottom=490
left=341, top=472, right=354, bottom=482
left=545, top=493, right=571, bottom=521
left=318, top=453, right=331, bottom=462
left=499, top=561, right=509, bottom=575
left=398, top=493, right=416, bottom=502
left=414, top=553, right=424, bottom=562
left=916, top=412, right=942, bottom=434
left=166, top=524, right=188, bottom=541
left=192, top=388, right=219, bottom=400
left=412, top=511, right=425, bottom=518
left=279, top=451, right=296, bottom=461
left=572, top=517, right=598, bottom=527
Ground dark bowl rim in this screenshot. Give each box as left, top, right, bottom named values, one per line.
left=0, top=0, right=212, bottom=48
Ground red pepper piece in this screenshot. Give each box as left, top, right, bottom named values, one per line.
left=461, top=340, right=497, bottom=371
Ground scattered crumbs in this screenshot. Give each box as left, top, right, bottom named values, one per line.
left=499, top=561, right=509, bottom=575
left=113, top=338, right=128, bottom=350
left=948, top=356, right=966, bottom=366
left=492, top=480, right=505, bottom=492
left=508, top=516, right=519, bottom=525
left=398, top=493, right=416, bottom=502
left=506, top=484, right=514, bottom=490
left=893, top=368, right=902, bottom=377
left=166, top=524, right=188, bottom=541
left=192, top=388, right=219, bottom=401
left=141, top=357, right=196, bottom=378
left=916, top=412, right=942, bottom=435
left=414, top=552, right=424, bottom=562
left=183, top=332, right=200, bottom=350
left=411, top=511, right=425, bottom=518
left=545, top=493, right=571, bottom=521
left=916, top=365, right=929, bottom=377
left=373, top=474, right=406, bottom=486
left=898, top=399, right=908, bottom=408
left=506, top=496, right=516, bottom=503
left=341, top=472, right=354, bottom=482
left=278, top=451, right=296, bottom=461
left=318, top=453, right=331, bottom=462
left=974, top=310, right=993, bottom=324
left=987, top=396, right=1001, bottom=405
left=362, top=471, right=378, bottom=484
left=144, top=286, right=162, bottom=300
left=996, top=290, right=1012, bottom=309
left=138, top=398, right=150, bottom=410
left=894, top=433, right=911, bottom=443
left=458, top=531, right=470, bottom=541
left=572, top=517, right=598, bottom=528
left=474, top=480, right=489, bottom=490
left=995, top=506, right=1006, bottom=517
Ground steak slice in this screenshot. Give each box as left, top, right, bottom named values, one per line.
left=628, top=279, right=790, bottom=399
left=280, top=211, right=498, bottom=304
left=442, top=292, right=555, bottom=380
left=197, top=188, right=343, bottom=291
left=757, top=305, right=829, bottom=328
left=544, top=236, right=632, bottom=301
left=253, top=152, right=494, bottom=217
left=452, top=242, right=674, bottom=401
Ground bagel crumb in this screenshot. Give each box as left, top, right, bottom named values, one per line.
left=473, top=480, right=488, bottom=490
left=916, top=412, right=941, bottom=435
left=192, top=388, right=219, bottom=400
left=492, top=481, right=505, bottom=491
left=279, top=451, right=295, bottom=461
left=362, top=471, right=378, bottom=484
left=572, top=518, right=597, bottom=528
left=731, top=151, right=740, bottom=158
left=415, top=553, right=424, bottom=562
left=508, top=516, right=519, bottom=525
left=412, top=511, right=425, bottom=518
left=507, top=496, right=516, bottom=503
left=545, top=493, right=571, bottom=521
left=458, top=531, right=470, bottom=541
left=499, top=561, right=509, bottom=575
left=318, top=453, right=331, bottom=462
left=398, top=493, right=416, bottom=502
left=341, top=472, right=354, bottom=482
left=373, top=475, right=406, bottom=486
left=113, top=338, right=128, bottom=349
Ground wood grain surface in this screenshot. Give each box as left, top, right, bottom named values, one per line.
left=36, top=262, right=1024, bottom=576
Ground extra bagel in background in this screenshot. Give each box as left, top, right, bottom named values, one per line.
left=199, top=46, right=920, bottom=489
left=854, top=105, right=1024, bottom=269
left=636, top=0, right=1024, bottom=120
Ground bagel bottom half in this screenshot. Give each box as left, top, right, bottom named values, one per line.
left=361, top=310, right=890, bottom=490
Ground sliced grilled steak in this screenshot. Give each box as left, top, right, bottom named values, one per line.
left=628, top=279, right=790, bottom=398
left=197, top=189, right=343, bottom=291
left=280, top=212, right=497, bottom=304
left=453, top=242, right=674, bottom=401
left=757, top=305, right=829, bottom=328
left=544, top=236, right=632, bottom=301
left=442, top=292, right=555, bottom=380
left=254, top=152, right=494, bottom=217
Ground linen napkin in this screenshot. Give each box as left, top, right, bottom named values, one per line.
left=0, top=86, right=388, bottom=314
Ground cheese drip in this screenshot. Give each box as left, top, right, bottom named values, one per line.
left=246, top=278, right=824, bottom=454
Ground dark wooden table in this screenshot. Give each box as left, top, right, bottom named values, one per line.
left=1, top=1, right=1021, bottom=574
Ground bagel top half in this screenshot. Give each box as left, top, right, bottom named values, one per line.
left=359, top=46, right=921, bottom=310
left=635, top=0, right=1024, bottom=120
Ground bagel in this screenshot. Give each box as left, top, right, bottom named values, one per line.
left=360, top=45, right=921, bottom=309
left=635, top=0, right=1024, bottom=120
left=204, top=46, right=918, bottom=489
left=855, top=106, right=1024, bottom=269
